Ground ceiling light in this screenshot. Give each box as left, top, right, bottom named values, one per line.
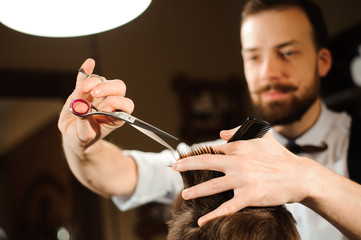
left=0, top=0, right=152, bottom=38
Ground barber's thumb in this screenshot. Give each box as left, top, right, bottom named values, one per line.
left=220, top=126, right=240, bottom=141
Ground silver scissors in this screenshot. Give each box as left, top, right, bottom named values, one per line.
left=70, top=69, right=178, bottom=150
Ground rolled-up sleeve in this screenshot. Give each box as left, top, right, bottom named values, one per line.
left=111, top=148, right=183, bottom=211
left=111, top=139, right=225, bottom=211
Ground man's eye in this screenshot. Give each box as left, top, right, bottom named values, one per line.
left=281, top=51, right=296, bottom=57
left=248, top=55, right=259, bottom=61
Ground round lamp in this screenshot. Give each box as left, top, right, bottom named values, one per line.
left=0, top=0, right=152, bottom=37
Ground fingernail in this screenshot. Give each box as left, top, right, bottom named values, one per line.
left=220, top=130, right=229, bottom=140
left=182, top=189, right=189, bottom=199
left=172, top=161, right=182, bottom=171
left=220, top=130, right=231, bottom=137
left=198, top=217, right=206, bottom=226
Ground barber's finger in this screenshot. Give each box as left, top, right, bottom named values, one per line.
left=213, top=137, right=264, bottom=156
left=89, top=74, right=107, bottom=83
left=172, top=154, right=234, bottom=172
left=91, top=79, right=127, bottom=98
left=182, top=176, right=232, bottom=200
left=220, top=126, right=240, bottom=141
left=105, top=96, right=135, bottom=114
left=197, top=198, right=247, bottom=226
left=76, top=75, right=107, bottom=94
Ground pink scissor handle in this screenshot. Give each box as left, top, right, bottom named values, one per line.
left=70, top=98, right=91, bottom=116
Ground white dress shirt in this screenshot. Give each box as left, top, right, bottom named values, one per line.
left=112, top=103, right=352, bottom=240
left=273, top=103, right=351, bottom=240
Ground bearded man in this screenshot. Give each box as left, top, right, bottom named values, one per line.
left=58, top=0, right=361, bottom=239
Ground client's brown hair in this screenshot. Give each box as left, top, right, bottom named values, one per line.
left=167, top=146, right=300, bottom=240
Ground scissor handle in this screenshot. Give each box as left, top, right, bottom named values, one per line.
left=70, top=98, right=92, bottom=116
left=70, top=98, right=134, bottom=123
left=69, top=98, right=179, bottom=142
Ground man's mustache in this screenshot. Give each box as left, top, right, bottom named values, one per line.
left=251, top=83, right=298, bottom=94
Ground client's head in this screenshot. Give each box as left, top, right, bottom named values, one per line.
left=167, top=146, right=300, bottom=240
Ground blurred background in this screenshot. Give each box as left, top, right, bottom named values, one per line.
left=1, top=0, right=361, bottom=239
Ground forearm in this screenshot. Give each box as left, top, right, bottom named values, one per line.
left=302, top=159, right=361, bottom=240
left=62, top=137, right=138, bottom=198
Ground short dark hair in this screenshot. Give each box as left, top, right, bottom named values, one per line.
left=241, top=0, right=329, bottom=50
left=167, top=146, right=300, bottom=240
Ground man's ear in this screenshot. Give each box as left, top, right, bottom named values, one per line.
left=317, top=48, right=332, bottom=77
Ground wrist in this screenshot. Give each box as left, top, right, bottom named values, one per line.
left=62, top=135, right=103, bottom=161
left=299, top=157, right=333, bottom=206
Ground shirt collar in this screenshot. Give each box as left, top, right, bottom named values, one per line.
left=272, top=102, right=332, bottom=146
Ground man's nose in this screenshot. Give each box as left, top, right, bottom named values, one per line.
left=260, top=56, right=283, bottom=80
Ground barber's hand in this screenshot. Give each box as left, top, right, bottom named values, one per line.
left=172, top=129, right=319, bottom=226
left=58, top=58, right=134, bottom=148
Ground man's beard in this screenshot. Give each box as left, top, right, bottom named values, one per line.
left=251, top=77, right=319, bottom=126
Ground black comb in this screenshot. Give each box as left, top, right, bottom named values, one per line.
left=227, top=117, right=271, bottom=142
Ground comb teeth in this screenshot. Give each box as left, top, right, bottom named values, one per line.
left=177, top=117, right=270, bottom=161
left=254, top=125, right=271, bottom=138
left=228, top=117, right=271, bottom=142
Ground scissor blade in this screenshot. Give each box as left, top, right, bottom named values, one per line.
left=130, top=124, right=175, bottom=150
left=111, top=111, right=178, bottom=141
left=132, top=118, right=178, bottom=141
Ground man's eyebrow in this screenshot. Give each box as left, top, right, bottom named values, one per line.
left=242, top=40, right=301, bottom=52
left=242, top=47, right=259, bottom=53
left=277, top=40, right=300, bottom=48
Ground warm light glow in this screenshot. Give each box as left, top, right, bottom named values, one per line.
left=0, top=0, right=152, bottom=37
